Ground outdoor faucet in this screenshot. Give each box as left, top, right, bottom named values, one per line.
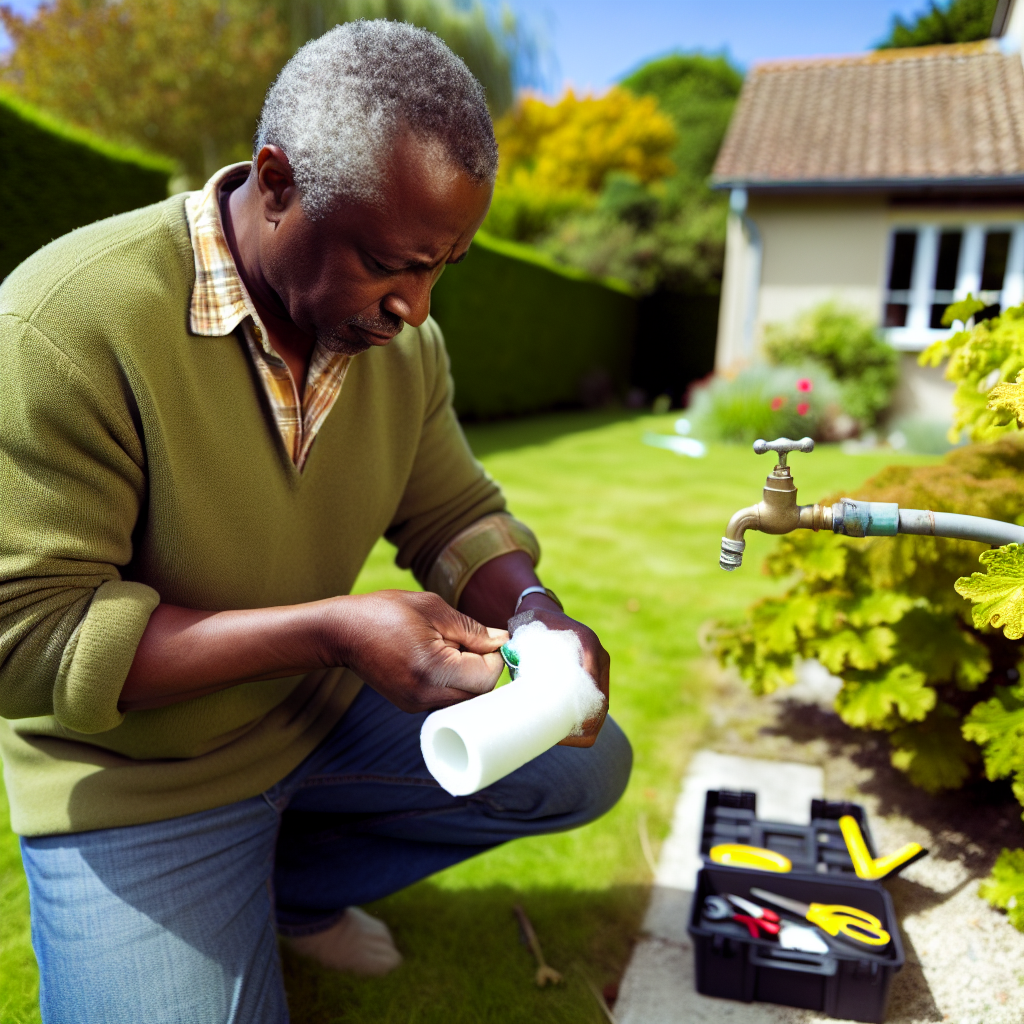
left=720, top=437, right=1024, bottom=571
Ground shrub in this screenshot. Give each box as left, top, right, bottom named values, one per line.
left=0, top=92, right=172, bottom=279
left=979, top=848, right=1024, bottom=931
left=430, top=230, right=635, bottom=419
left=687, top=364, right=842, bottom=444
left=764, top=303, right=899, bottom=428
left=920, top=296, right=1024, bottom=443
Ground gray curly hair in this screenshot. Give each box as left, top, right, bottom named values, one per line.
left=255, top=20, right=498, bottom=218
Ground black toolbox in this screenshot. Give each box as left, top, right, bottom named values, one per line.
left=688, top=790, right=905, bottom=1023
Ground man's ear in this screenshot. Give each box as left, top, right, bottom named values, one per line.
left=255, top=145, right=299, bottom=218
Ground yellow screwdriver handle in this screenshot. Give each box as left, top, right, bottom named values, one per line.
left=708, top=844, right=792, bottom=873
left=806, top=903, right=890, bottom=946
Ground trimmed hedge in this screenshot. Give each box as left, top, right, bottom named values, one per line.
left=431, top=230, right=637, bottom=418
left=0, top=92, right=173, bottom=279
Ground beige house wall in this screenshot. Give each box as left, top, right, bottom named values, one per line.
left=714, top=194, right=1024, bottom=422
left=757, top=197, right=889, bottom=328
left=716, top=196, right=889, bottom=373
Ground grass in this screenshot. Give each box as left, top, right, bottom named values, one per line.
left=0, top=410, right=939, bottom=1022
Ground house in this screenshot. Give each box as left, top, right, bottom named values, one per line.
left=712, top=0, right=1024, bottom=421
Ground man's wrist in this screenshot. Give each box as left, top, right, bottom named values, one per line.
left=515, top=591, right=565, bottom=616
left=513, top=585, right=563, bottom=615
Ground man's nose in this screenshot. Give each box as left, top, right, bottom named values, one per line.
left=382, top=273, right=433, bottom=328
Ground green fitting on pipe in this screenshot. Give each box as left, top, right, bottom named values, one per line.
left=833, top=499, right=899, bottom=538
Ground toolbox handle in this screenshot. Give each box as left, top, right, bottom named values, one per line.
left=748, top=945, right=838, bottom=977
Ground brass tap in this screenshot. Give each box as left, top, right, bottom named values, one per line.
left=720, top=438, right=833, bottom=571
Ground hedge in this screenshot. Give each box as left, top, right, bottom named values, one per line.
left=0, top=92, right=173, bottom=279
left=431, top=230, right=638, bottom=418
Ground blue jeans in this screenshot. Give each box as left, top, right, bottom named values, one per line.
left=20, top=685, right=632, bottom=1024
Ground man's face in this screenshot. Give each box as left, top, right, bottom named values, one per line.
left=254, top=134, right=493, bottom=355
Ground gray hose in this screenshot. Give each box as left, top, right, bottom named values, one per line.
left=896, top=508, right=1024, bottom=546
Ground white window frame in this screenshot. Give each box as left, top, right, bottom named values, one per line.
left=884, top=222, right=1024, bottom=351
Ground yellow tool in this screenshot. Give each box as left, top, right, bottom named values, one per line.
left=839, top=815, right=927, bottom=881
left=750, top=888, right=891, bottom=948
left=708, top=844, right=792, bottom=873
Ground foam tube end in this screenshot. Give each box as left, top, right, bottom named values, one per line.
left=419, top=622, right=603, bottom=796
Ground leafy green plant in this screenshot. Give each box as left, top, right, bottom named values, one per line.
left=687, top=363, right=842, bottom=444
left=979, top=848, right=1024, bottom=930
left=919, top=294, right=1024, bottom=443
left=764, top=303, right=899, bottom=428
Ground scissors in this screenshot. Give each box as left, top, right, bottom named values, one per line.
left=702, top=894, right=781, bottom=938
left=750, top=888, right=890, bottom=947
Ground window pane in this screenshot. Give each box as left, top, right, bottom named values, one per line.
left=930, top=303, right=950, bottom=329
left=977, top=303, right=1001, bottom=322
left=888, top=232, right=916, bottom=290
left=885, top=303, right=909, bottom=327
left=934, top=231, right=962, bottom=291
left=981, top=232, right=1011, bottom=291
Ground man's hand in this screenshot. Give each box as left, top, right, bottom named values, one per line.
left=457, top=550, right=611, bottom=747
left=508, top=604, right=610, bottom=748
left=323, top=590, right=508, bottom=713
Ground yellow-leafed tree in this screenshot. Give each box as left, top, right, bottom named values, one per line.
left=485, top=87, right=676, bottom=244
left=495, top=87, right=676, bottom=193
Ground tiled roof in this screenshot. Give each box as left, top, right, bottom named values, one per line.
left=712, top=42, right=1024, bottom=188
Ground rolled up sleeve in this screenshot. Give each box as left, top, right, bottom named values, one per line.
left=0, top=315, right=155, bottom=732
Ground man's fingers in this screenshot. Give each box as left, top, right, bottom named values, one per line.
left=435, top=607, right=508, bottom=654
left=445, top=647, right=506, bottom=693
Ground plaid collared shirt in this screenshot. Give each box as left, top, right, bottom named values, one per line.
left=185, top=164, right=351, bottom=471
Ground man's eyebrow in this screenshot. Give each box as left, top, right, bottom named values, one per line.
left=376, top=248, right=470, bottom=270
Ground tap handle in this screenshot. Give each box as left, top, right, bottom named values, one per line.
left=753, top=437, right=814, bottom=468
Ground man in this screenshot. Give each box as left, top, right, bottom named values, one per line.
left=0, top=20, right=631, bottom=1024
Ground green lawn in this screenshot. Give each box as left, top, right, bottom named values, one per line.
left=0, top=411, right=938, bottom=1023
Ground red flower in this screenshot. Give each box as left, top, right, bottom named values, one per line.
left=771, top=396, right=786, bottom=411
left=797, top=402, right=810, bottom=416
left=796, top=378, right=812, bottom=392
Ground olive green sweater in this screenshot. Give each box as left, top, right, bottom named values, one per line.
left=0, top=196, right=508, bottom=836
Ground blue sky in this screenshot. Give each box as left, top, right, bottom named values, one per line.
left=514, top=0, right=933, bottom=94
left=0, top=0, right=947, bottom=83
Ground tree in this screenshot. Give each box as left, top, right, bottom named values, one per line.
left=502, top=52, right=743, bottom=296
left=1, top=0, right=290, bottom=183
left=494, top=87, right=676, bottom=194
left=619, top=52, right=743, bottom=184
left=483, top=87, right=678, bottom=247
left=0, top=0, right=533, bottom=184
left=877, top=0, right=999, bottom=48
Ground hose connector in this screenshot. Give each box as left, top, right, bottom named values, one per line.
left=831, top=500, right=899, bottom=537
